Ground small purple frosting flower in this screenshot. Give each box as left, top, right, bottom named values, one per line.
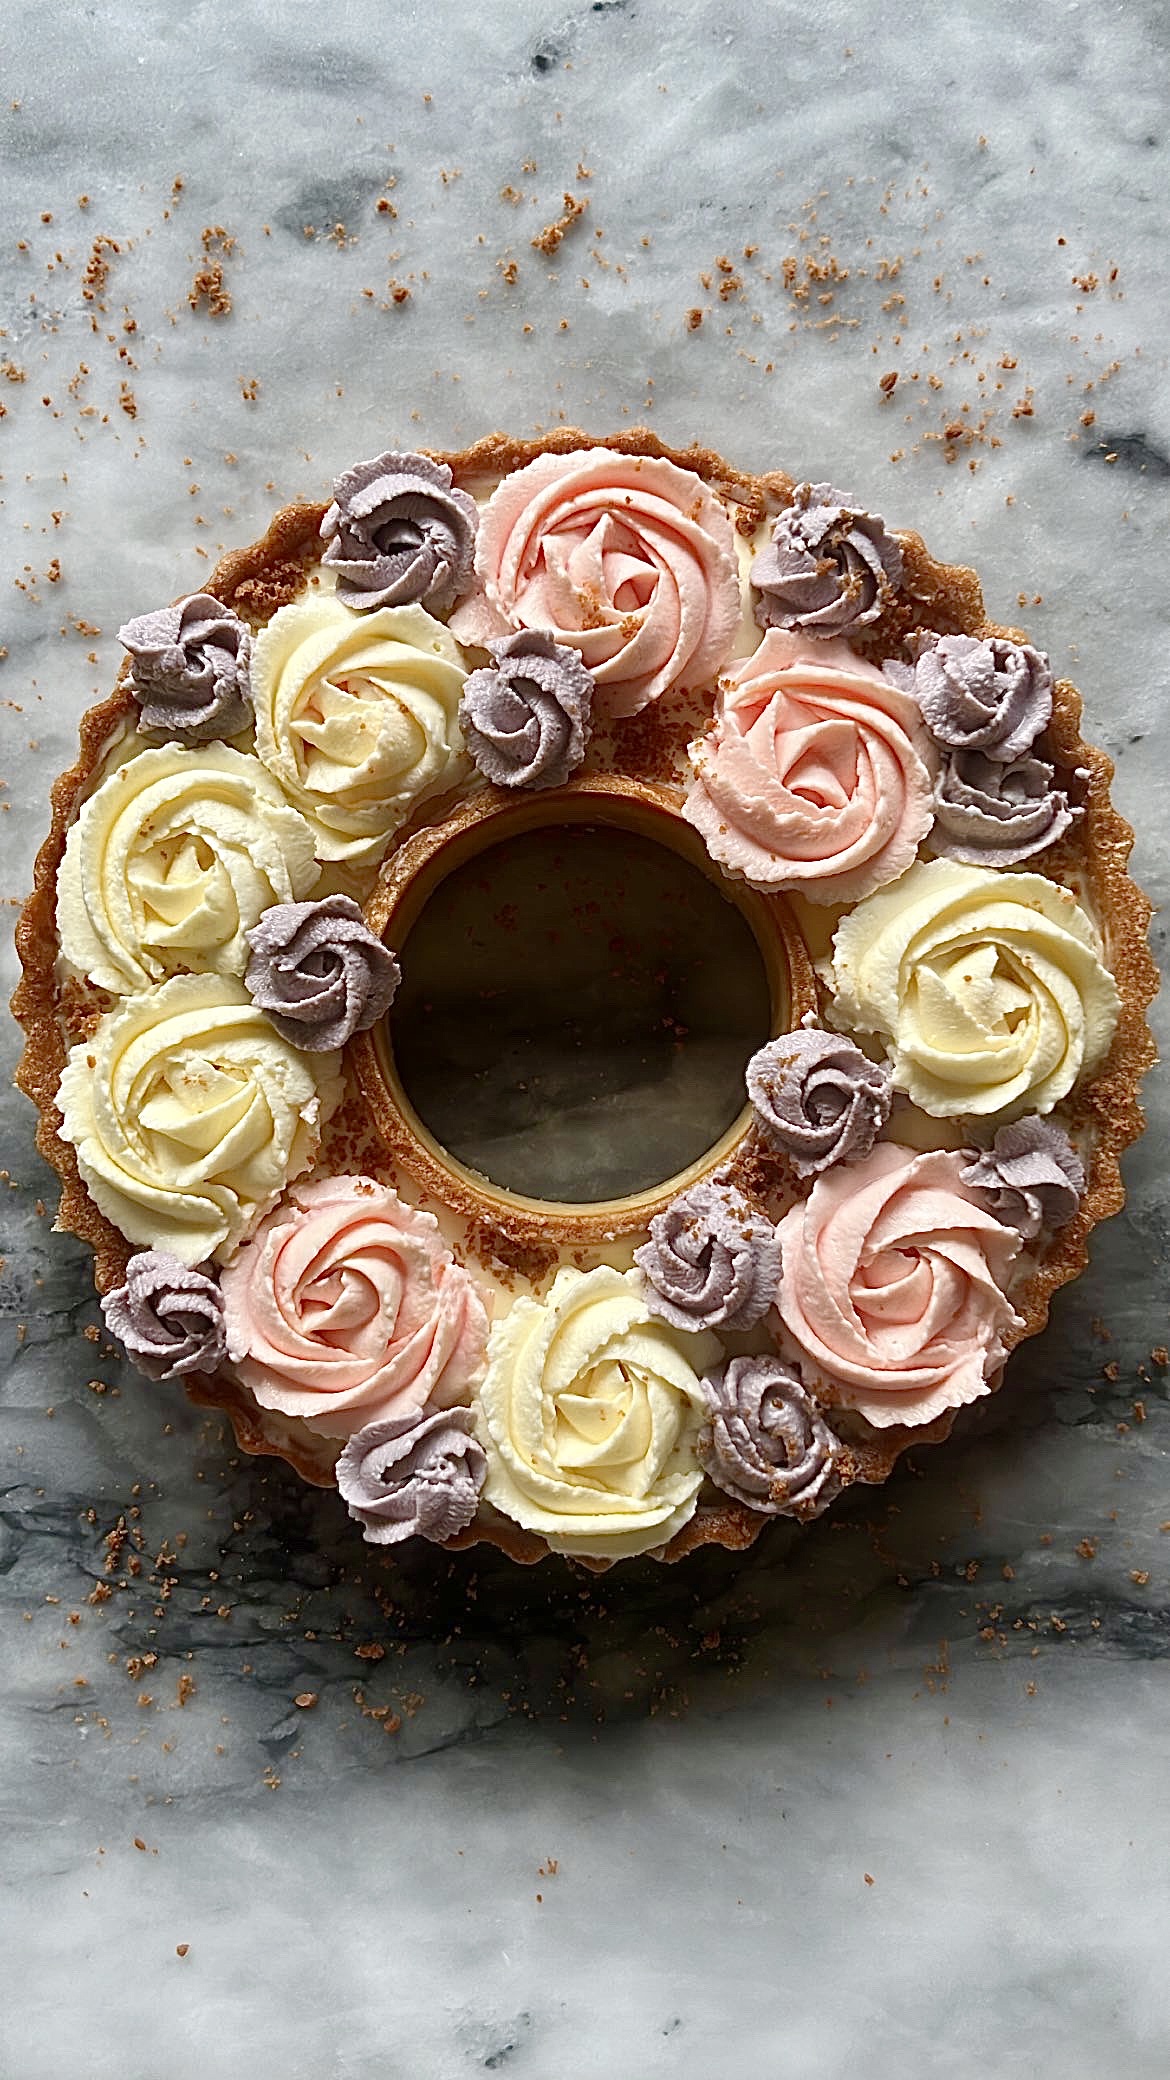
left=747, top=1028, right=893, bottom=1176
left=336, top=1406, right=487, bottom=1545
left=458, top=630, right=594, bottom=790
left=961, top=1117, right=1085, bottom=1241
left=751, top=482, right=903, bottom=637
left=885, top=632, right=1053, bottom=761
left=699, top=1354, right=841, bottom=1519
left=931, top=748, right=1079, bottom=866
left=245, top=895, right=400, bottom=1051
left=118, top=593, right=252, bottom=740
left=634, top=1178, right=780, bottom=1334
left=101, top=1250, right=226, bottom=1380
left=320, top=449, right=479, bottom=614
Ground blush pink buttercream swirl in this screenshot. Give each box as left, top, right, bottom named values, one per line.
left=221, top=1176, right=488, bottom=1438
left=448, top=448, right=741, bottom=718
left=684, top=631, right=935, bottom=903
left=774, top=1142, right=1023, bottom=1430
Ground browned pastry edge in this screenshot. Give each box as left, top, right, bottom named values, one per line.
left=11, top=427, right=1159, bottom=1568
left=353, top=771, right=820, bottom=1255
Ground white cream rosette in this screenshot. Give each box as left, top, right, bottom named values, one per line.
left=476, top=1264, right=720, bottom=1559
left=251, top=595, right=469, bottom=864
left=57, top=973, right=339, bottom=1265
left=57, top=743, right=318, bottom=995
left=828, top=857, right=1119, bottom=1117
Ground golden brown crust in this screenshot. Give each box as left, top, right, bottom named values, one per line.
left=212, top=502, right=325, bottom=618
left=11, top=428, right=1158, bottom=1566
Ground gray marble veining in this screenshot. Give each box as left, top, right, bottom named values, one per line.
left=1, top=3, right=1167, bottom=2075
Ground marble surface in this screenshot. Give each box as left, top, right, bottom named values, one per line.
left=2, top=3, right=1168, bottom=2074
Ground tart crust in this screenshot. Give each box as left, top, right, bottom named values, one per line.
left=12, top=428, right=1158, bottom=1564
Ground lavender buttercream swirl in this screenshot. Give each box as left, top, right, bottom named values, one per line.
left=336, top=1405, right=487, bottom=1545
left=319, top=449, right=479, bottom=614
left=960, top=1116, right=1085, bottom=1241
left=458, top=630, right=594, bottom=789
left=885, top=632, right=1053, bottom=760
left=244, top=895, right=400, bottom=1051
left=751, top=482, right=903, bottom=637
left=699, top=1354, right=841, bottom=1518
left=747, top=1028, right=893, bottom=1176
left=101, top=1250, right=226, bottom=1380
left=118, top=593, right=252, bottom=740
left=634, top=1178, right=780, bottom=1334
left=931, top=748, right=1079, bottom=866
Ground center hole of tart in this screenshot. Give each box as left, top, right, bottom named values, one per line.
left=388, top=820, right=774, bottom=1204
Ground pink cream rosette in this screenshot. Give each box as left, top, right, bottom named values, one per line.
left=684, top=630, right=935, bottom=902
left=774, top=1142, right=1023, bottom=1429
left=448, top=448, right=741, bottom=717
left=221, top=1176, right=488, bottom=1438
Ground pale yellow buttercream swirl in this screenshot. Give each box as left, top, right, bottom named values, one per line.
left=57, top=743, right=318, bottom=995
left=828, top=857, right=1119, bottom=1117
left=57, top=973, right=340, bottom=1265
left=477, top=1264, right=720, bottom=1559
left=251, top=595, right=468, bottom=864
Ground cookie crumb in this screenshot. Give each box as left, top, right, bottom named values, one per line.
left=531, top=192, right=588, bottom=256
left=188, top=227, right=234, bottom=318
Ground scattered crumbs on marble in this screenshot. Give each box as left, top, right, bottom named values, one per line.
left=0, top=121, right=1147, bottom=596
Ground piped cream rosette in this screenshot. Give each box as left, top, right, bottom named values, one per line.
left=476, top=1264, right=721, bottom=1559
left=57, top=972, right=340, bottom=1265
left=448, top=447, right=743, bottom=718
left=251, top=595, right=469, bottom=864
left=828, top=857, right=1120, bottom=1117
left=57, top=743, right=318, bottom=994
left=683, top=632, right=935, bottom=903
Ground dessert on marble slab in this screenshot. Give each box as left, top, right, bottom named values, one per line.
left=12, top=432, right=1156, bottom=1566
